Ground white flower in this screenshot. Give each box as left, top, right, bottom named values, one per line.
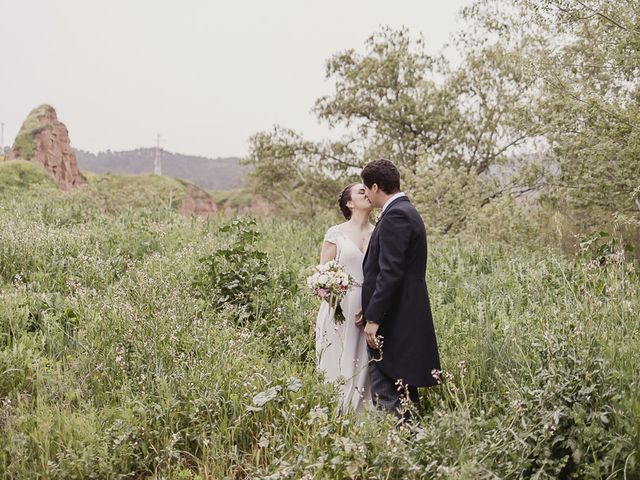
left=258, top=433, right=270, bottom=448
left=307, top=405, right=329, bottom=424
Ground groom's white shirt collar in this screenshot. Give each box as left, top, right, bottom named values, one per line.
left=382, top=192, right=406, bottom=213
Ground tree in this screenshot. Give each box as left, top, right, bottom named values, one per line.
left=313, top=27, right=455, bottom=174
left=523, top=0, right=640, bottom=226
left=245, top=26, right=540, bottom=224
left=243, top=126, right=356, bottom=216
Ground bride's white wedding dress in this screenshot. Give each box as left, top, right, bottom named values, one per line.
left=315, top=225, right=371, bottom=413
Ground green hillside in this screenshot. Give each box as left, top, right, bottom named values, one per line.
left=75, top=148, right=245, bottom=191
left=0, top=160, right=57, bottom=193
left=0, top=160, right=211, bottom=217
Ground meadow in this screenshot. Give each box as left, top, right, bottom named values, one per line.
left=0, top=176, right=638, bottom=479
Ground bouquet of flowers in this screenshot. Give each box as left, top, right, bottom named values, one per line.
left=306, top=260, right=353, bottom=324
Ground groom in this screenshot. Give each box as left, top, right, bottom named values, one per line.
left=357, top=159, right=441, bottom=418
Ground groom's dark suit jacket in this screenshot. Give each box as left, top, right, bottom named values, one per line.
left=362, top=196, right=441, bottom=387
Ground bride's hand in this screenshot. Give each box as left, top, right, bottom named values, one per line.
left=355, top=310, right=365, bottom=328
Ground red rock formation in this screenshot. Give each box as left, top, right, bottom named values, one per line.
left=179, top=183, right=218, bottom=216
left=6, top=105, right=86, bottom=190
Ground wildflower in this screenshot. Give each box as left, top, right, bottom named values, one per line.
left=307, top=405, right=328, bottom=425
left=258, top=433, right=270, bottom=449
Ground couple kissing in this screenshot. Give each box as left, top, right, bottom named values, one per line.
left=315, top=159, right=441, bottom=420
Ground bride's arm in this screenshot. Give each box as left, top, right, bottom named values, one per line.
left=319, top=241, right=337, bottom=264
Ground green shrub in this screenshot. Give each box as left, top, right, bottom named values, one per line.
left=194, top=218, right=269, bottom=322
left=0, top=160, right=56, bottom=193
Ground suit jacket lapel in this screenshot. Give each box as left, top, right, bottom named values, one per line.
left=363, top=196, right=410, bottom=265
left=376, top=196, right=410, bottom=225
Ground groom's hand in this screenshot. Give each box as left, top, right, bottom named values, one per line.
left=364, top=321, right=380, bottom=349
left=355, top=310, right=365, bottom=328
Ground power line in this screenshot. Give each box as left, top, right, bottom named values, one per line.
left=153, top=133, right=162, bottom=176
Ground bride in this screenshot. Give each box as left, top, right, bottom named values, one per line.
left=315, top=183, right=375, bottom=413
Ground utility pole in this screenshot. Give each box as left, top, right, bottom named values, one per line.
left=1, top=122, right=5, bottom=152
left=153, top=133, right=162, bottom=176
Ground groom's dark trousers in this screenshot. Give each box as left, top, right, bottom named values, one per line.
left=362, top=196, right=441, bottom=418
left=369, top=360, right=419, bottom=418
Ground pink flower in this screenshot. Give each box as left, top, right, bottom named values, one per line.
left=317, top=288, right=328, bottom=299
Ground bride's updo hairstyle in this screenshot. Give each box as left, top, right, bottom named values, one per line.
left=339, top=183, right=358, bottom=220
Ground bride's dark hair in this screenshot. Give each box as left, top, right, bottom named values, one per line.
left=339, top=183, right=358, bottom=220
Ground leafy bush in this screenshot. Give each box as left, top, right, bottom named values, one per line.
left=0, top=160, right=56, bottom=193
left=194, top=218, right=270, bottom=322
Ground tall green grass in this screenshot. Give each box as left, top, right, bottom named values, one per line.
left=0, top=180, right=638, bottom=479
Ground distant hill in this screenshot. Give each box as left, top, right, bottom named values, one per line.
left=75, top=148, right=245, bottom=191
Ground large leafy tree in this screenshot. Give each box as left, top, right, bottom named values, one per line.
left=245, top=0, right=640, bottom=241
left=244, top=126, right=354, bottom=216
left=245, top=27, right=539, bottom=222
left=466, top=0, right=640, bottom=232
left=313, top=27, right=455, bottom=173
left=527, top=0, right=640, bottom=227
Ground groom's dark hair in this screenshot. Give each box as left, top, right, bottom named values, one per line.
left=361, top=159, right=400, bottom=194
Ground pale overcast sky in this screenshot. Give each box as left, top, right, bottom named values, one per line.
left=1, top=1, right=470, bottom=158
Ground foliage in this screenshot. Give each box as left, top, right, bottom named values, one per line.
left=411, top=164, right=491, bottom=234
left=462, top=0, right=640, bottom=251
left=194, top=218, right=269, bottom=322
left=243, top=126, right=352, bottom=217
left=0, top=160, right=57, bottom=193
left=245, top=2, right=639, bottom=251
left=0, top=184, right=638, bottom=478
left=244, top=27, right=539, bottom=221
left=10, top=104, right=55, bottom=161
left=518, top=0, right=640, bottom=216
left=314, top=27, right=449, bottom=171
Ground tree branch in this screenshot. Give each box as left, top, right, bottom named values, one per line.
left=571, top=0, right=630, bottom=32
left=279, top=191, right=298, bottom=210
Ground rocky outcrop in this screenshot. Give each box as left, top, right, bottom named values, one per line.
left=179, top=183, right=218, bottom=216
left=6, top=105, right=86, bottom=190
